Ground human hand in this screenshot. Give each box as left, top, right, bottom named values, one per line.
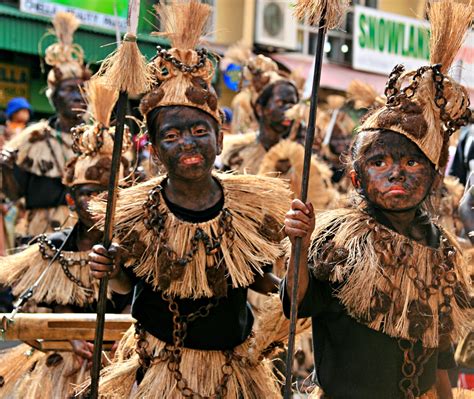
left=70, top=340, right=94, bottom=369
left=89, top=243, right=125, bottom=279
left=284, top=199, right=315, bottom=249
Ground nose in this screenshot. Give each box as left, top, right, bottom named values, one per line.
left=388, top=164, right=406, bottom=182
left=179, top=133, right=197, bottom=150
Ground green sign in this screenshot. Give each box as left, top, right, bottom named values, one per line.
left=20, top=0, right=129, bottom=31
left=353, top=6, right=430, bottom=75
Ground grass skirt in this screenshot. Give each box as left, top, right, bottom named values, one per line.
left=87, top=327, right=282, bottom=399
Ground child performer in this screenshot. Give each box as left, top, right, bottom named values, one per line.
left=87, top=1, right=298, bottom=397
left=282, top=1, right=473, bottom=398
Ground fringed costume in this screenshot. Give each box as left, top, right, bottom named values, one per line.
left=74, top=1, right=313, bottom=397
left=87, top=173, right=303, bottom=398
left=0, top=77, right=132, bottom=398
left=282, top=1, right=474, bottom=398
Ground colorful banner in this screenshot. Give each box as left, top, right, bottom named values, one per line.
left=0, top=63, right=30, bottom=108
left=20, top=0, right=129, bottom=31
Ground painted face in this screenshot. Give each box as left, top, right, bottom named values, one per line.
left=72, top=183, right=107, bottom=228
left=357, top=131, right=436, bottom=211
left=150, top=106, right=222, bottom=181
left=52, top=78, right=86, bottom=121
left=260, top=82, right=298, bottom=136
left=329, top=125, right=352, bottom=156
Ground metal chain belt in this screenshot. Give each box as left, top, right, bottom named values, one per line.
left=136, top=293, right=234, bottom=398
left=38, top=235, right=91, bottom=291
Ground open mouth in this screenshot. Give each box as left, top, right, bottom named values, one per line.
left=281, top=119, right=292, bottom=127
left=179, top=154, right=204, bottom=165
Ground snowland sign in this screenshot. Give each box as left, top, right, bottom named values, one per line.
left=353, top=6, right=474, bottom=89
left=353, top=6, right=430, bottom=75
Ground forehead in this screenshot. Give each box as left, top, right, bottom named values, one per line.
left=58, top=78, right=84, bottom=90
left=155, top=106, right=216, bottom=130
left=272, top=82, right=297, bottom=98
left=363, top=130, right=426, bottom=158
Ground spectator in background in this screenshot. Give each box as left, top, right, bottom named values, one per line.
left=0, top=97, right=32, bottom=148
left=449, top=116, right=473, bottom=186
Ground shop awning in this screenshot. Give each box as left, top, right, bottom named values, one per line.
left=272, top=52, right=474, bottom=103
left=0, top=4, right=167, bottom=64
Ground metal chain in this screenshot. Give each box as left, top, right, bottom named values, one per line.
left=38, top=235, right=91, bottom=291
left=398, top=339, right=435, bottom=399
left=156, top=46, right=208, bottom=74
left=431, top=64, right=472, bottom=137
left=143, top=185, right=234, bottom=267
left=384, top=64, right=405, bottom=105
left=135, top=293, right=234, bottom=398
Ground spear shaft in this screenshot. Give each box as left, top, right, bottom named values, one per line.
left=283, top=9, right=327, bottom=399
left=90, top=91, right=128, bottom=398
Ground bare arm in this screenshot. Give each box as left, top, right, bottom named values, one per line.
left=250, top=272, right=280, bottom=295
left=435, top=369, right=453, bottom=399
left=284, top=199, right=315, bottom=307
left=0, top=150, right=21, bottom=200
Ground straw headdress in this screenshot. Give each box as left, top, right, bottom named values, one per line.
left=45, top=12, right=91, bottom=99
left=294, top=0, right=350, bottom=29
left=359, top=0, right=473, bottom=171
left=63, top=78, right=132, bottom=187
left=347, top=80, right=384, bottom=110
left=139, top=0, right=222, bottom=123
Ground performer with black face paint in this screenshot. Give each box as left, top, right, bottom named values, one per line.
left=282, top=1, right=473, bottom=398
left=85, top=2, right=305, bottom=397
left=0, top=79, right=132, bottom=398
left=0, top=12, right=90, bottom=243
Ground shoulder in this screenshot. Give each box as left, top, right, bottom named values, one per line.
left=5, top=120, right=51, bottom=151
left=220, top=131, right=258, bottom=166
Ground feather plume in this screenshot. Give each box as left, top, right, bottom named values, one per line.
left=85, top=78, right=118, bottom=127
left=97, top=1, right=152, bottom=96
left=428, top=0, right=474, bottom=73
left=153, top=0, right=212, bottom=50
left=44, top=11, right=84, bottom=67
left=293, top=0, right=350, bottom=29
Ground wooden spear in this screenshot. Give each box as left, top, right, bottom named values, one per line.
left=284, top=1, right=348, bottom=398
left=89, top=0, right=151, bottom=397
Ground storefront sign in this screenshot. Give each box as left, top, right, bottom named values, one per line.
left=20, top=0, right=129, bottom=31
left=353, top=6, right=474, bottom=89
left=0, top=63, right=30, bottom=108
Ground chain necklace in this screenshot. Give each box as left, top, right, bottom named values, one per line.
left=38, top=235, right=92, bottom=292
left=142, top=184, right=234, bottom=294
left=135, top=293, right=234, bottom=398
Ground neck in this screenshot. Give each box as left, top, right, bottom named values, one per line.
left=379, top=208, right=417, bottom=236
left=56, top=115, right=81, bottom=134
left=165, top=173, right=222, bottom=211
left=258, top=122, right=282, bottom=151
left=76, top=221, right=103, bottom=251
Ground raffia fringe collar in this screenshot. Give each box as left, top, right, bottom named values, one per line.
left=91, top=172, right=291, bottom=299
left=309, top=208, right=473, bottom=348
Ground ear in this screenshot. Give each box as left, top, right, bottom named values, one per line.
left=149, top=143, right=161, bottom=164
left=349, top=170, right=363, bottom=193
left=216, top=128, right=224, bottom=155
left=431, top=172, right=443, bottom=191
left=254, top=103, right=263, bottom=120
left=65, top=193, right=75, bottom=208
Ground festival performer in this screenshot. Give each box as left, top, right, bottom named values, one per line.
left=282, top=1, right=473, bottom=398
left=0, top=12, right=90, bottom=243
left=0, top=79, right=132, bottom=398
left=84, top=1, right=305, bottom=397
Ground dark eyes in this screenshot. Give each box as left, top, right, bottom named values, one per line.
left=372, top=160, right=386, bottom=167
left=193, top=127, right=209, bottom=136
left=407, top=160, right=419, bottom=167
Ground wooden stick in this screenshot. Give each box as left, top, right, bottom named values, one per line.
left=283, top=9, right=328, bottom=399
left=90, top=91, right=128, bottom=398
left=0, top=313, right=133, bottom=341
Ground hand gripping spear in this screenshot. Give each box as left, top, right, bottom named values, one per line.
left=89, top=1, right=151, bottom=397
left=284, top=1, right=348, bottom=398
